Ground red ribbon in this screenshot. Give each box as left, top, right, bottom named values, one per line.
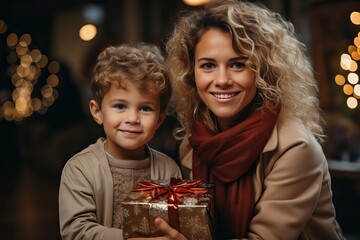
left=132, top=178, right=209, bottom=232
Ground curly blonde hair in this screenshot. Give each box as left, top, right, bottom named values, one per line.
left=166, top=0, right=324, bottom=142
left=91, top=43, right=171, bottom=113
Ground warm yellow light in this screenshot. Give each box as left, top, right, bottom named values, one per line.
left=20, top=54, right=32, bottom=67
left=42, top=97, right=54, bottom=107
left=3, top=101, right=15, bottom=121
left=348, top=45, right=357, bottom=54
left=15, top=97, right=29, bottom=115
left=350, top=11, right=360, bottom=25
left=17, top=65, right=30, bottom=78
left=355, top=37, right=360, bottom=47
left=37, top=54, right=48, bottom=68
left=183, top=0, right=211, bottom=6
left=47, top=74, right=59, bottom=87
left=340, top=54, right=351, bottom=70
left=343, top=84, right=354, bottom=95
left=32, top=98, right=42, bottom=111
left=79, top=24, right=97, bottom=41
left=6, top=33, right=18, bottom=47
left=26, top=65, right=36, bottom=81
left=19, top=33, right=32, bottom=47
left=41, top=85, right=53, bottom=98
left=0, top=19, right=7, bottom=34
left=335, top=74, right=346, bottom=86
left=349, top=60, right=358, bottom=72
left=30, top=49, right=42, bottom=62
left=16, top=45, right=28, bottom=56
left=348, top=73, right=359, bottom=85
left=48, top=61, right=60, bottom=74
left=354, top=84, right=360, bottom=96
left=347, top=97, right=358, bottom=109
left=351, top=51, right=360, bottom=60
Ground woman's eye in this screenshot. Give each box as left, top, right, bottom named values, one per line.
left=141, top=106, right=153, bottom=112
left=200, top=63, right=215, bottom=70
left=230, top=62, right=246, bottom=69
left=114, top=104, right=126, bottom=110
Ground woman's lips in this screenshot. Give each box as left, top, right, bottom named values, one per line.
left=212, top=92, right=239, bottom=99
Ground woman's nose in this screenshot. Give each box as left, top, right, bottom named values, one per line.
left=214, top=67, right=232, bottom=87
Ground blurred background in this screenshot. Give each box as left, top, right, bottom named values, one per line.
left=0, top=0, right=359, bottom=239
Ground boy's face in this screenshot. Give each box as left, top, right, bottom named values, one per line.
left=90, top=81, right=166, bottom=160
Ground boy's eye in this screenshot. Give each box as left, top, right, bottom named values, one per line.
left=141, top=106, right=153, bottom=112
left=114, top=104, right=126, bottom=110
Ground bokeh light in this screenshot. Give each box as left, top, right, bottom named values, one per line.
left=335, top=74, right=346, bottom=86
left=350, top=11, right=360, bottom=25
left=0, top=20, right=62, bottom=121
left=79, top=24, right=97, bottom=41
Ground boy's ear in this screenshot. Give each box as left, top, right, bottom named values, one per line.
left=89, top=100, right=103, bottom=125
left=157, top=111, right=167, bottom=129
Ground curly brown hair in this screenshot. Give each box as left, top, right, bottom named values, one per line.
left=91, top=43, right=171, bottom=113
left=166, top=0, right=324, bottom=142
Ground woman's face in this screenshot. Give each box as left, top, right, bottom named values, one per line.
left=194, top=28, right=257, bottom=130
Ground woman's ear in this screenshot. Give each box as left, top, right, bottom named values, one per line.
left=89, top=100, right=103, bottom=125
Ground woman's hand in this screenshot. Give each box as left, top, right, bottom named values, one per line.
left=129, top=217, right=187, bottom=240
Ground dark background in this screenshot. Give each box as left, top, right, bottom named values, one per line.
left=1, top=0, right=360, bottom=239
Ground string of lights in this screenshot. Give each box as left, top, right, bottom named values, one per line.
left=335, top=11, right=360, bottom=109
left=0, top=19, right=61, bottom=121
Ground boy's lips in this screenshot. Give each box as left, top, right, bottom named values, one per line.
left=119, top=129, right=143, bottom=134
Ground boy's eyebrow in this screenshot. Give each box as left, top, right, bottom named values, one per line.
left=139, top=100, right=158, bottom=106
left=109, top=98, right=158, bottom=106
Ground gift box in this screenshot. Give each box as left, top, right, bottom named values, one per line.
left=121, top=178, right=214, bottom=240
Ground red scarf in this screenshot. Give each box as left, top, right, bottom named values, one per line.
left=189, top=106, right=280, bottom=239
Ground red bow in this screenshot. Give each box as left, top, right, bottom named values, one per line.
left=133, top=178, right=209, bottom=231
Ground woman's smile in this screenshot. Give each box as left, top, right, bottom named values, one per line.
left=212, top=92, right=239, bottom=100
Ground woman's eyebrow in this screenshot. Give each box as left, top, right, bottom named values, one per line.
left=230, top=56, right=248, bottom=61
left=197, top=57, right=215, bottom=62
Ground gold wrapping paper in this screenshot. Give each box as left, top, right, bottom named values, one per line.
left=121, top=179, right=214, bottom=240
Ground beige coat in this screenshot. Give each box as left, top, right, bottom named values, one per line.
left=59, top=138, right=182, bottom=240
left=180, top=115, right=345, bottom=240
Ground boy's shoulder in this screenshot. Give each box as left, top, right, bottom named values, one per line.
left=148, top=147, right=180, bottom=168
left=148, top=147, right=174, bottom=162
left=64, top=138, right=106, bottom=167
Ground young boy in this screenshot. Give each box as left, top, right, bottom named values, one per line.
left=58, top=43, right=182, bottom=240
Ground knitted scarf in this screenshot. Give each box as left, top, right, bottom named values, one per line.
left=188, top=106, right=280, bottom=239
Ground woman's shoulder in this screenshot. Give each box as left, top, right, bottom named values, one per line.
left=263, top=113, right=325, bottom=164
left=266, top=115, right=326, bottom=166
left=276, top=114, right=318, bottom=145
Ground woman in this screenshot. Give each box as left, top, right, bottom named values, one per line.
left=150, top=0, right=345, bottom=239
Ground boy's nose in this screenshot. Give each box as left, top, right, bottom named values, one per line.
left=125, top=110, right=140, bottom=124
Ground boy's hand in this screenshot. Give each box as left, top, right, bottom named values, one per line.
left=128, top=217, right=187, bottom=240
